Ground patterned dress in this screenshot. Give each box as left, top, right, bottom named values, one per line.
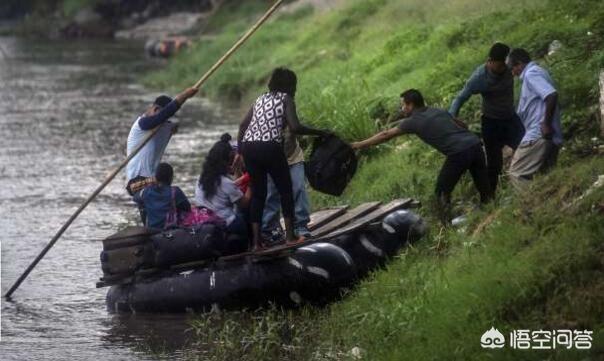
left=243, top=92, right=287, bottom=143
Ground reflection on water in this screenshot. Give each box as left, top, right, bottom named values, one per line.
left=0, top=36, right=239, bottom=360
left=101, top=314, right=205, bottom=359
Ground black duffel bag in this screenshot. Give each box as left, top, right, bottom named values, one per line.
left=151, top=224, right=227, bottom=267
left=305, top=134, right=357, bottom=196
left=151, top=223, right=248, bottom=267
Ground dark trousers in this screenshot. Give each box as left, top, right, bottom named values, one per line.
left=241, top=141, right=295, bottom=224
left=226, top=213, right=248, bottom=239
left=481, top=115, right=525, bottom=192
left=435, top=143, right=493, bottom=205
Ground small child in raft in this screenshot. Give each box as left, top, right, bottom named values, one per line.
left=195, top=133, right=251, bottom=239
left=134, top=162, right=191, bottom=229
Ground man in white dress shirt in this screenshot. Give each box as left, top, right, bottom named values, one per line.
left=506, top=48, right=562, bottom=190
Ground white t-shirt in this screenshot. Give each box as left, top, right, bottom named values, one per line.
left=126, top=117, right=175, bottom=181
left=194, top=176, right=243, bottom=225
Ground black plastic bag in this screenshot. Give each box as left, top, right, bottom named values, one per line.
left=305, top=134, right=357, bottom=196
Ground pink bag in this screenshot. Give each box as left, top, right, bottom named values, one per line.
left=179, top=207, right=226, bottom=228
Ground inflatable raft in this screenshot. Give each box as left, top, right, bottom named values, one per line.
left=99, top=199, right=426, bottom=313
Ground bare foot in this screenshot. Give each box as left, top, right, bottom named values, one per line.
left=286, top=235, right=305, bottom=246
left=251, top=239, right=269, bottom=252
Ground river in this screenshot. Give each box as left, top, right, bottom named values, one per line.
left=0, top=36, right=239, bottom=360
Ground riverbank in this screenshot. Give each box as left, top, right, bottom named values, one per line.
left=182, top=156, right=604, bottom=360
left=144, top=0, right=604, bottom=359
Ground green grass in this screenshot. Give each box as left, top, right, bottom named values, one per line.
left=145, top=0, right=604, bottom=359
left=146, top=0, right=604, bottom=211
left=317, top=156, right=604, bottom=361
left=147, top=0, right=603, bottom=143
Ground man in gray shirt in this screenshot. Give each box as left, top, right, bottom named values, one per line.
left=352, top=89, right=492, bottom=222
left=449, top=42, right=524, bottom=193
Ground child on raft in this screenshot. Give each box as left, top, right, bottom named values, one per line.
left=195, top=133, right=251, bottom=239
left=134, top=162, right=191, bottom=229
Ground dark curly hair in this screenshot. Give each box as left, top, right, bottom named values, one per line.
left=268, top=67, right=297, bottom=97
left=199, top=133, right=234, bottom=199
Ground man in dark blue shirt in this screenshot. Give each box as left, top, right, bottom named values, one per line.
left=449, top=43, right=524, bottom=193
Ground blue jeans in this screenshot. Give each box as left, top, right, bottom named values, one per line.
left=262, top=162, right=311, bottom=236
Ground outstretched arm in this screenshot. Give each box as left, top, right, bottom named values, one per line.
left=139, top=87, right=198, bottom=130
left=174, top=87, right=199, bottom=106
left=138, top=101, right=180, bottom=130
left=448, top=70, right=482, bottom=117
left=350, top=127, right=403, bottom=150
left=284, top=95, right=329, bottom=137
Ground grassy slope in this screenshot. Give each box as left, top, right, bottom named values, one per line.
left=146, top=0, right=604, bottom=359
left=319, top=156, right=604, bottom=361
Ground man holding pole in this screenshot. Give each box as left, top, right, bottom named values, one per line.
left=4, top=0, right=283, bottom=299
left=126, top=87, right=198, bottom=222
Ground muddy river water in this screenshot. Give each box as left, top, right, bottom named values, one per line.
left=0, top=36, right=240, bottom=360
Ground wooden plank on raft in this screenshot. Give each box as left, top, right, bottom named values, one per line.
left=170, top=259, right=212, bottom=272
left=314, top=198, right=413, bottom=241
left=308, top=206, right=349, bottom=231
left=220, top=206, right=350, bottom=263
left=279, top=205, right=348, bottom=232
left=218, top=249, right=255, bottom=262
left=248, top=238, right=320, bottom=260
left=311, top=201, right=382, bottom=238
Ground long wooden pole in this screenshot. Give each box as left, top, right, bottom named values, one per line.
left=4, top=0, right=283, bottom=299
left=193, top=0, right=283, bottom=89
